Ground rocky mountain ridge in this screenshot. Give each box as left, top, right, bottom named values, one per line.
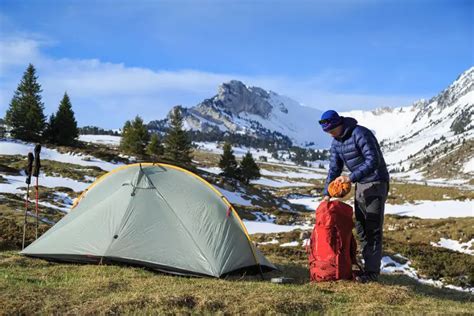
left=148, top=80, right=329, bottom=149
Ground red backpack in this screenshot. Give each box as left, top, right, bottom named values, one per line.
left=306, top=200, right=360, bottom=281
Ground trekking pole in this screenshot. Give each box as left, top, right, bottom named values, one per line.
left=33, top=144, right=42, bottom=240
left=22, top=152, right=34, bottom=250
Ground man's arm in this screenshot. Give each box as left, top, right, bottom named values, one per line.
left=323, top=145, right=344, bottom=196
left=349, top=128, right=381, bottom=183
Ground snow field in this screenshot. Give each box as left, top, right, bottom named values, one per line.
left=78, top=134, right=121, bottom=146
left=0, top=139, right=121, bottom=171
left=430, top=238, right=474, bottom=255
left=250, top=177, right=313, bottom=188
left=0, top=173, right=89, bottom=193
left=243, top=220, right=312, bottom=234
left=287, top=195, right=473, bottom=219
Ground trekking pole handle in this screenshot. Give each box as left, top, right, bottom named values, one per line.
left=26, top=152, right=34, bottom=185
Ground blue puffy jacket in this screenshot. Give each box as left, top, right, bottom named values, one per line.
left=323, top=117, right=390, bottom=196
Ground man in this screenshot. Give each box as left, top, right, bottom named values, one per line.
left=319, top=110, right=390, bottom=283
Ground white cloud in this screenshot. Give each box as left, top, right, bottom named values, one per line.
left=0, top=38, right=43, bottom=73
left=0, top=36, right=423, bottom=128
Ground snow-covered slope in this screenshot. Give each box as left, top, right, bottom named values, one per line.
left=0, top=139, right=121, bottom=171
left=78, top=134, right=121, bottom=146
left=149, top=80, right=330, bottom=148
left=342, top=67, right=474, bottom=178
left=341, top=105, right=420, bottom=142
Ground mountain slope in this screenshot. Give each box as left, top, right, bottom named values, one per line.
left=149, top=80, right=330, bottom=148
left=342, top=67, right=474, bottom=180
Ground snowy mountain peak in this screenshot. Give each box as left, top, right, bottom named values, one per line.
left=149, top=80, right=329, bottom=148
left=213, top=80, right=273, bottom=118
left=413, top=67, right=473, bottom=123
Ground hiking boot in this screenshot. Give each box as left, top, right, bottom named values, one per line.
left=353, top=269, right=364, bottom=278
left=355, top=272, right=379, bottom=283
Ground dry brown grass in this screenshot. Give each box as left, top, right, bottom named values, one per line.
left=0, top=249, right=472, bottom=315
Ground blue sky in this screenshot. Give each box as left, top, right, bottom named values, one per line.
left=0, top=0, right=472, bottom=128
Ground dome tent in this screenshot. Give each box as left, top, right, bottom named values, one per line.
left=21, top=163, right=276, bottom=277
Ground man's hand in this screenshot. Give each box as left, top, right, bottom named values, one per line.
left=335, top=175, right=351, bottom=184
left=323, top=196, right=331, bottom=202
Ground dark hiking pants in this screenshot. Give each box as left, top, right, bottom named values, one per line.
left=354, top=181, right=389, bottom=275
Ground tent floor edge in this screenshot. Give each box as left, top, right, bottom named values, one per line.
left=219, top=263, right=276, bottom=278
left=20, top=253, right=217, bottom=278
left=20, top=253, right=276, bottom=279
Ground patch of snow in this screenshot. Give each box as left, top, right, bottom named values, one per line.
left=0, top=139, right=120, bottom=171
left=243, top=220, right=311, bottom=234
left=280, top=203, right=298, bottom=212
left=253, top=211, right=276, bottom=223
left=251, top=177, right=312, bottom=188
left=381, top=255, right=474, bottom=293
left=385, top=200, right=473, bottom=219
left=83, top=175, right=96, bottom=183
left=430, top=238, right=474, bottom=255
left=78, top=134, right=121, bottom=146
left=37, top=201, right=71, bottom=213
left=280, top=241, right=299, bottom=247
left=288, top=195, right=474, bottom=218
left=392, top=178, right=474, bottom=189
left=53, top=192, right=74, bottom=204
left=288, top=195, right=321, bottom=211
left=258, top=239, right=279, bottom=245
left=260, top=168, right=326, bottom=180
left=0, top=179, right=25, bottom=194
left=198, top=166, right=221, bottom=175
left=463, top=157, right=474, bottom=173
left=213, top=185, right=254, bottom=207
left=52, top=192, right=74, bottom=212
left=0, top=173, right=89, bottom=193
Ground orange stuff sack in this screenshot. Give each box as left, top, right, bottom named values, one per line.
left=328, top=180, right=351, bottom=198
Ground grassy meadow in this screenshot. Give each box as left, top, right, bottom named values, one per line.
left=0, top=143, right=473, bottom=314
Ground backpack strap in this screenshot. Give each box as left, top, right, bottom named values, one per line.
left=334, top=227, right=345, bottom=280
left=306, top=227, right=317, bottom=265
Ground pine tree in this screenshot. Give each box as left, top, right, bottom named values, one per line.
left=219, top=142, right=238, bottom=178
left=120, top=120, right=132, bottom=150
left=44, top=114, right=58, bottom=144
left=5, top=64, right=46, bottom=141
left=146, top=133, right=164, bottom=161
left=49, top=92, right=78, bottom=145
left=163, top=107, right=193, bottom=166
left=120, top=116, right=150, bottom=157
left=239, top=151, right=260, bottom=184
